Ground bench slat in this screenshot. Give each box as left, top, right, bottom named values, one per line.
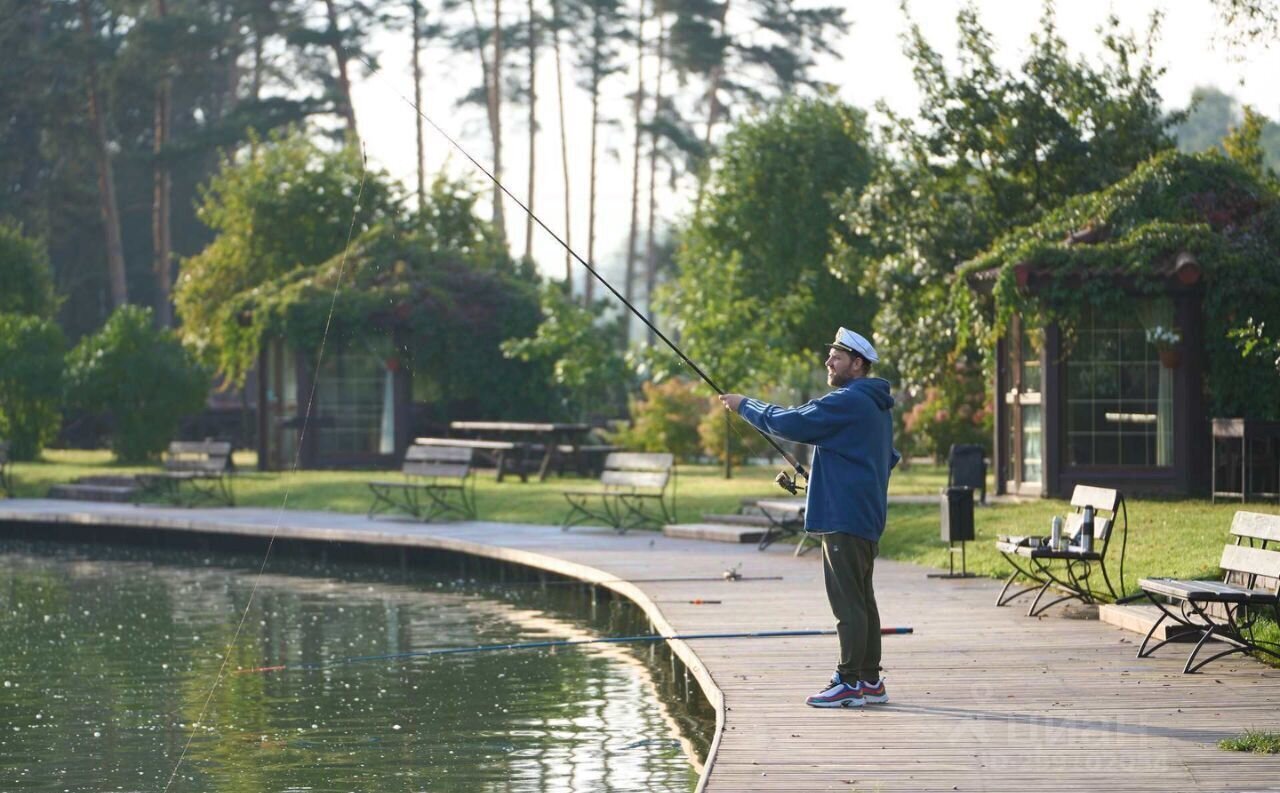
left=1063, top=513, right=1113, bottom=541
left=601, top=470, right=669, bottom=489
left=168, top=441, right=232, bottom=455
left=415, top=437, right=522, bottom=451
left=1231, top=511, right=1280, bottom=544
left=604, top=452, right=674, bottom=471
left=403, top=462, right=472, bottom=479
left=1069, top=485, right=1119, bottom=513
left=1219, top=543, right=1280, bottom=581
left=1139, top=577, right=1272, bottom=604
left=405, top=445, right=474, bottom=463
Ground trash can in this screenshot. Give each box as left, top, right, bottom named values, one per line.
left=940, top=486, right=975, bottom=543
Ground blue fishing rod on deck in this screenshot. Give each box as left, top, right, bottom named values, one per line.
left=238, top=627, right=915, bottom=675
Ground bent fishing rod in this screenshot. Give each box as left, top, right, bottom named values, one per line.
left=238, top=627, right=914, bottom=675
left=354, top=55, right=808, bottom=493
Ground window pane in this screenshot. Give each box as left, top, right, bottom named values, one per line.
left=1065, top=301, right=1173, bottom=468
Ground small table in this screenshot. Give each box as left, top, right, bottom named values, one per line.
left=449, top=422, right=594, bottom=482
left=1212, top=418, right=1280, bottom=503
left=752, top=497, right=816, bottom=556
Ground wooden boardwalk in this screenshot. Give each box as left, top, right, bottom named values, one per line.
left=2, top=499, right=1279, bottom=792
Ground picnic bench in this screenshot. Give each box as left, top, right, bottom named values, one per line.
left=448, top=421, right=599, bottom=482
left=1137, top=511, right=1280, bottom=673
left=0, top=440, right=11, bottom=496
left=135, top=440, right=235, bottom=506
left=367, top=445, right=476, bottom=521
left=561, top=452, right=674, bottom=533
left=415, top=437, right=539, bottom=483
left=995, top=485, right=1129, bottom=616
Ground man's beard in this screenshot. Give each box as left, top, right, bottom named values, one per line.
left=828, top=371, right=852, bottom=387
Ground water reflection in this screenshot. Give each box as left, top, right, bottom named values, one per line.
left=0, top=542, right=698, bottom=792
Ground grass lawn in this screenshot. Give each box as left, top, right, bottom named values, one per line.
left=6, top=450, right=1279, bottom=595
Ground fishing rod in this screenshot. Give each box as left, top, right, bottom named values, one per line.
left=238, top=627, right=914, bottom=675
left=353, top=55, right=809, bottom=493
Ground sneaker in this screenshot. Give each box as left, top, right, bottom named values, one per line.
left=805, top=674, right=865, bottom=708
left=859, top=677, right=888, bottom=704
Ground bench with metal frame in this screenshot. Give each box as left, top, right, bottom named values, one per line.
left=561, top=452, right=674, bottom=533
left=367, top=445, right=476, bottom=522
left=135, top=441, right=235, bottom=506
left=0, top=440, right=11, bottom=496
left=1137, top=511, right=1280, bottom=674
left=995, top=485, right=1129, bottom=616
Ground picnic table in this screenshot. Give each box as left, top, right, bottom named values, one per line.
left=445, top=421, right=605, bottom=482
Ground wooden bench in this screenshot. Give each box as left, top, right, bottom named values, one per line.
left=135, top=440, right=235, bottom=506
left=1137, top=511, right=1280, bottom=673
left=561, top=452, right=674, bottom=533
left=414, top=437, right=539, bottom=482
left=995, top=485, right=1129, bottom=616
left=0, top=440, right=11, bottom=497
left=368, top=445, right=476, bottom=521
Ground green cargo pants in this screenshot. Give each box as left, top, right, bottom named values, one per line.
left=821, top=533, right=881, bottom=683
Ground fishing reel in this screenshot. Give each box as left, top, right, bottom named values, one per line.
left=775, top=470, right=806, bottom=495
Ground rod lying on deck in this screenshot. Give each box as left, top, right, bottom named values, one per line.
left=239, top=627, right=915, bottom=675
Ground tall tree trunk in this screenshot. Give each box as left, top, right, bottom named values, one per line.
left=523, top=0, right=536, bottom=261
left=411, top=0, right=426, bottom=214
left=77, top=0, right=128, bottom=310
left=622, top=0, right=647, bottom=345
left=468, top=0, right=504, bottom=241
left=152, top=0, right=173, bottom=328
left=323, top=0, right=360, bottom=143
left=585, top=7, right=601, bottom=305
left=552, top=0, right=572, bottom=286
left=491, top=0, right=506, bottom=241
left=696, top=0, right=729, bottom=203
left=644, top=12, right=667, bottom=347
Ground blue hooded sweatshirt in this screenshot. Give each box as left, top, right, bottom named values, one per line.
left=737, top=377, right=900, bottom=541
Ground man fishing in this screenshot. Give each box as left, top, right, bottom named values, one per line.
left=719, top=327, right=899, bottom=708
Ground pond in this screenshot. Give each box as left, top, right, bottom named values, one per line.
left=0, top=539, right=707, bottom=792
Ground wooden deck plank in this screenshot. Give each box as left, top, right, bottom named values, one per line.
left=1, top=499, right=1279, bottom=792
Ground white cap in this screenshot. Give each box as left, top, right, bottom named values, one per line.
left=829, top=327, right=879, bottom=363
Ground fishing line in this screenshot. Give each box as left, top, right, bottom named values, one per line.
left=162, top=146, right=370, bottom=793
left=236, top=627, right=915, bottom=675
left=350, top=52, right=809, bottom=485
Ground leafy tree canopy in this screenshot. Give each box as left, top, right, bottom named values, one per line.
left=0, top=223, right=58, bottom=319
left=658, top=95, right=878, bottom=393
left=64, top=305, right=210, bottom=463
left=835, top=4, right=1178, bottom=394
left=175, top=129, right=400, bottom=366
left=0, top=312, right=64, bottom=460
left=960, top=150, right=1280, bottom=420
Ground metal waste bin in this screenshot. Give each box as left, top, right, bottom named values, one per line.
left=940, top=486, right=975, bottom=542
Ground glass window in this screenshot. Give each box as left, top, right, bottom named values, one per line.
left=1064, top=299, right=1174, bottom=468
left=316, top=348, right=393, bottom=456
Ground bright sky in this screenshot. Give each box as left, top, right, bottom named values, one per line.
left=351, top=0, right=1280, bottom=287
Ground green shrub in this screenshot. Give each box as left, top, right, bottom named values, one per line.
left=0, top=313, right=65, bottom=460
left=65, top=306, right=211, bottom=463
left=610, top=379, right=705, bottom=461
left=0, top=224, right=58, bottom=318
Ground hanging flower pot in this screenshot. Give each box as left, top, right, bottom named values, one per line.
left=1158, top=349, right=1182, bottom=369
